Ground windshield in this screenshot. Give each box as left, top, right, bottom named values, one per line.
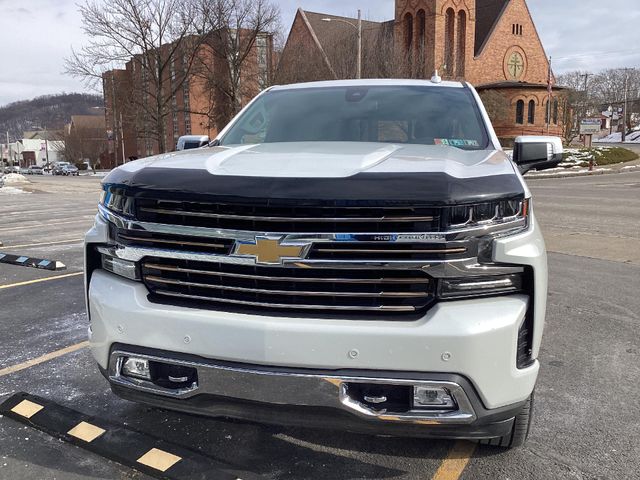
left=220, top=85, right=490, bottom=150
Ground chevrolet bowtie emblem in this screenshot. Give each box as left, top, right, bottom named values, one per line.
left=235, top=237, right=308, bottom=265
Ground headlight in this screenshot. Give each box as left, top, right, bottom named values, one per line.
left=446, top=198, right=530, bottom=236
left=100, top=185, right=135, bottom=216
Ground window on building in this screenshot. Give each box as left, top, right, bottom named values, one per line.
left=553, top=99, right=559, bottom=124
left=512, top=24, right=523, bottom=36
left=456, top=10, right=467, bottom=77
left=516, top=100, right=525, bottom=124
left=528, top=100, right=536, bottom=124
left=444, top=8, right=455, bottom=75
left=417, top=10, right=426, bottom=51
left=404, top=13, right=413, bottom=52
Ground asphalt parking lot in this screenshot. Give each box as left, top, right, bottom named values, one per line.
left=1, top=173, right=639, bottom=479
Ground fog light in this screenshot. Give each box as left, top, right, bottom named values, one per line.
left=122, top=357, right=151, bottom=380
left=101, top=254, right=139, bottom=280
left=413, top=386, right=456, bottom=410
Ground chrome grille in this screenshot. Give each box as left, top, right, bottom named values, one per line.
left=135, top=198, right=441, bottom=233
left=308, top=242, right=472, bottom=261
left=142, top=258, right=435, bottom=316
left=114, top=228, right=233, bottom=255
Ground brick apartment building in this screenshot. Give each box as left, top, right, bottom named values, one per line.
left=103, top=30, right=273, bottom=167
left=278, top=0, right=565, bottom=142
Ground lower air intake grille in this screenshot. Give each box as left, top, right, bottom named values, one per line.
left=141, top=258, right=435, bottom=318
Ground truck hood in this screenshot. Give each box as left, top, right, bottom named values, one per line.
left=104, top=142, right=525, bottom=205
left=114, top=142, right=515, bottom=178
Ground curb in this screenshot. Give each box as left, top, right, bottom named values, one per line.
left=0, top=252, right=66, bottom=271
left=1, top=392, right=260, bottom=480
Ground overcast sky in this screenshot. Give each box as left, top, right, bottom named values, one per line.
left=0, top=0, right=639, bottom=106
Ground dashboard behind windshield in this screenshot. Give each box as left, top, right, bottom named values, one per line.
left=220, top=85, right=490, bottom=150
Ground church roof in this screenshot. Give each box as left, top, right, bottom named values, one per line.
left=474, top=0, right=511, bottom=55
left=302, top=11, right=386, bottom=48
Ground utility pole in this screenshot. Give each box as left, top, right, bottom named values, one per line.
left=120, top=112, right=126, bottom=165
left=357, top=9, right=362, bottom=80
left=5, top=131, right=10, bottom=169
left=322, top=10, right=362, bottom=79
left=581, top=73, right=592, bottom=126
left=622, top=68, right=631, bottom=143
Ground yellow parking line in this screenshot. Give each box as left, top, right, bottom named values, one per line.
left=3, top=239, right=83, bottom=249
left=432, top=441, right=477, bottom=480
left=0, top=272, right=83, bottom=290
left=0, top=341, right=89, bottom=377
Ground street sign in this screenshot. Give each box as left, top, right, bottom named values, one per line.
left=580, top=119, right=601, bottom=135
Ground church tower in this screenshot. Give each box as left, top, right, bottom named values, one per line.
left=394, top=0, right=476, bottom=80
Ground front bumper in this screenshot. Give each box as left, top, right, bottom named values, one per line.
left=102, top=345, right=527, bottom=440
left=88, top=269, right=538, bottom=410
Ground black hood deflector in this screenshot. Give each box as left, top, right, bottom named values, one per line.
left=104, top=167, right=525, bottom=206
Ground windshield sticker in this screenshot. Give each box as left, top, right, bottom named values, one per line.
left=434, top=139, right=480, bottom=147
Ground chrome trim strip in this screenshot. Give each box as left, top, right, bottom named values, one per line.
left=108, top=350, right=477, bottom=424
left=99, top=245, right=523, bottom=278
left=142, top=262, right=429, bottom=284
left=98, top=204, right=527, bottom=243
left=145, top=275, right=429, bottom=298
left=140, top=206, right=436, bottom=223
left=119, top=234, right=228, bottom=250
left=314, top=247, right=468, bottom=254
left=152, top=290, right=418, bottom=312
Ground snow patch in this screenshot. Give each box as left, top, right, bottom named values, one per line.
left=595, top=131, right=640, bottom=143
left=0, top=186, right=30, bottom=195
left=525, top=168, right=612, bottom=178
left=1, top=173, right=30, bottom=184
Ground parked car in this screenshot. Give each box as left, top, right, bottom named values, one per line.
left=176, top=135, right=209, bottom=151
left=25, top=165, right=44, bottom=175
left=3, top=166, right=20, bottom=174
left=52, top=162, right=70, bottom=175
left=62, top=165, right=80, bottom=176
left=87, top=79, right=563, bottom=448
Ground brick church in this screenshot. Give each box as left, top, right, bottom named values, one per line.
left=277, top=0, right=565, bottom=142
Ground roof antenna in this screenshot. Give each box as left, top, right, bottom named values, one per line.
left=431, top=69, right=442, bottom=84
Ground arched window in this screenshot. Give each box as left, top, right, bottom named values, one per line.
left=444, top=8, right=455, bottom=75
left=553, top=99, right=559, bottom=124
left=516, top=100, right=525, bottom=125
left=404, top=13, right=414, bottom=52
left=528, top=100, right=536, bottom=124
left=456, top=10, right=466, bottom=77
left=417, top=10, right=426, bottom=51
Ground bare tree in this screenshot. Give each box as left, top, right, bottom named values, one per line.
left=55, top=126, right=108, bottom=168
left=558, top=68, right=640, bottom=138
left=275, top=21, right=416, bottom=84
left=65, top=0, right=205, bottom=153
left=193, top=0, right=281, bottom=130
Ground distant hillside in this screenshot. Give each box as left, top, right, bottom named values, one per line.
left=0, top=93, right=104, bottom=142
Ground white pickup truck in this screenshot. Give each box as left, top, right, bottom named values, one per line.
left=85, top=79, right=562, bottom=447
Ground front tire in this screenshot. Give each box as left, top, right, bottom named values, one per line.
left=480, top=392, right=534, bottom=448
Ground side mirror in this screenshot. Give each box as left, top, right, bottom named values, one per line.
left=513, top=136, right=563, bottom=174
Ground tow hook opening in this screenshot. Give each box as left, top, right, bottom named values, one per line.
left=344, top=382, right=458, bottom=414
